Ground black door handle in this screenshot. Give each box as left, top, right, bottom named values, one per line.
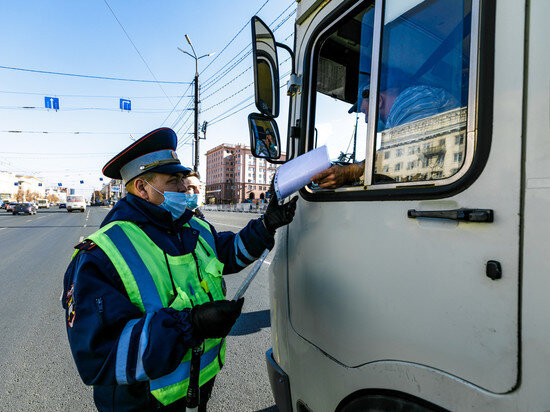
left=407, top=208, right=494, bottom=223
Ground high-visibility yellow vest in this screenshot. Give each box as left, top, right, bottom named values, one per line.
left=79, top=217, right=226, bottom=406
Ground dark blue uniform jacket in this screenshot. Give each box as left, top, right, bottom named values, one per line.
left=62, top=194, right=274, bottom=411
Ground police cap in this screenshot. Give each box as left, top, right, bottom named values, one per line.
left=102, top=127, right=191, bottom=183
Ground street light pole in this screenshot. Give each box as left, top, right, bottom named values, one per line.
left=178, top=36, right=215, bottom=173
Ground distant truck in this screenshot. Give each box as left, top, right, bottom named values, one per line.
left=66, top=195, right=86, bottom=213
left=37, top=199, right=50, bottom=209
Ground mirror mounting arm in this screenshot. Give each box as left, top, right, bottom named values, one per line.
left=276, top=42, right=301, bottom=95
left=275, top=42, right=295, bottom=74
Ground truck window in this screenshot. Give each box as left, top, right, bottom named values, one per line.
left=312, top=5, right=374, bottom=167
left=309, top=0, right=477, bottom=193
left=372, top=0, right=471, bottom=184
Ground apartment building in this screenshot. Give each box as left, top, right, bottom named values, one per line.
left=0, top=172, right=46, bottom=200
left=374, top=107, right=467, bottom=182
left=205, top=143, right=286, bottom=204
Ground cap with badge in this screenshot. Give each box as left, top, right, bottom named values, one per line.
left=102, top=127, right=190, bottom=183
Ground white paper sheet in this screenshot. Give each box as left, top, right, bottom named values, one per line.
left=274, top=145, right=331, bottom=200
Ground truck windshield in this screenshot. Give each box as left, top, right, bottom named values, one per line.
left=312, top=0, right=472, bottom=186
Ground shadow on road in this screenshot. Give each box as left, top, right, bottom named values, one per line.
left=256, top=406, right=278, bottom=412
left=230, top=309, right=271, bottom=336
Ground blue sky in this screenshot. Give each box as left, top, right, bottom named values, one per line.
left=0, top=0, right=295, bottom=192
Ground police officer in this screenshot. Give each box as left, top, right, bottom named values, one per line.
left=62, top=128, right=297, bottom=411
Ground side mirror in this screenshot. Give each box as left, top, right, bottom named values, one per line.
left=248, top=113, right=282, bottom=160
left=251, top=16, right=280, bottom=118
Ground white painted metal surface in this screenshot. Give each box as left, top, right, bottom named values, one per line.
left=266, top=0, right=550, bottom=410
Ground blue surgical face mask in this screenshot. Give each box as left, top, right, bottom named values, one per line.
left=145, top=180, right=189, bottom=220
left=185, top=193, right=199, bottom=211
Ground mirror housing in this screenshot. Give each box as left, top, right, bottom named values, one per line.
left=248, top=113, right=282, bottom=161
left=251, top=16, right=280, bottom=118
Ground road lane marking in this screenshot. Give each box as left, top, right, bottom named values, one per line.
left=26, top=219, right=32, bottom=222
left=204, top=220, right=243, bottom=230
left=0, top=228, right=6, bottom=231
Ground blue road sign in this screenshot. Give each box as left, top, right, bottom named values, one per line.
left=38, top=183, right=42, bottom=186
left=14, top=182, right=18, bottom=186
left=58, top=183, right=62, bottom=186
left=80, top=180, right=84, bottom=184
left=45, top=96, right=60, bottom=110
left=120, top=99, right=131, bottom=111
left=99, top=178, right=103, bottom=181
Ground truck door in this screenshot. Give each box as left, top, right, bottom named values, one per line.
left=288, top=0, right=520, bottom=393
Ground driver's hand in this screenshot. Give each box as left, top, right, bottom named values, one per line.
left=311, top=162, right=364, bottom=189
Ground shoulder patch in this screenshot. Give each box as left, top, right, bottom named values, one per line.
left=74, top=240, right=97, bottom=251
left=66, top=283, right=76, bottom=328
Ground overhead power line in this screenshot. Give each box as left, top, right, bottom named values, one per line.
left=202, top=5, right=295, bottom=88
left=161, top=82, right=194, bottom=126
left=0, top=90, right=185, bottom=98
left=202, top=67, right=252, bottom=101
left=0, top=130, right=145, bottom=135
left=175, top=107, right=195, bottom=135
left=170, top=97, right=194, bottom=128
left=0, top=65, right=189, bottom=84
left=201, top=31, right=293, bottom=102
left=0, top=106, right=189, bottom=114
left=200, top=10, right=295, bottom=93
left=103, top=0, right=175, bottom=107
left=208, top=70, right=291, bottom=127
left=200, top=0, right=273, bottom=75
left=201, top=0, right=294, bottom=84
left=202, top=55, right=291, bottom=112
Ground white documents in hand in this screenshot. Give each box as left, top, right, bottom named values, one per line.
left=274, top=145, right=331, bottom=200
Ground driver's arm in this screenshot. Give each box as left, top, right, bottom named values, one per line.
left=311, top=161, right=365, bottom=189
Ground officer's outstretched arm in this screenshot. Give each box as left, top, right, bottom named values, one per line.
left=211, top=218, right=274, bottom=275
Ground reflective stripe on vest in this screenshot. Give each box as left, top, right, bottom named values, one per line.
left=82, top=218, right=226, bottom=406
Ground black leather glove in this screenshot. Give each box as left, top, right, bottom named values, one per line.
left=263, top=184, right=298, bottom=234
left=190, top=298, right=244, bottom=340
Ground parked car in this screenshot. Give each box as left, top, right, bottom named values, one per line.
left=6, top=202, right=18, bottom=212
left=13, top=202, right=37, bottom=215
left=58, top=203, right=66, bottom=209
left=1, top=200, right=11, bottom=209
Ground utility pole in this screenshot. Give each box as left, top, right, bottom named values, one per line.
left=193, top=71, right=199, bottom=172
left=178, top=37, right=215, bottom=173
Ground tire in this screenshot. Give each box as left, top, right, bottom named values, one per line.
left=12, top=212, right=16, bottom=215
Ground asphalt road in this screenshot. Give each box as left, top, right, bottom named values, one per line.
left=0, top=207, right=277, bottom=411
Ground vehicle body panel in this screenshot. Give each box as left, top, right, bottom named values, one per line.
left=265, top=0, right=550, bottom=410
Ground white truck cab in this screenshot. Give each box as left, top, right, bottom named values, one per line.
left=247, top=0, right=550, bottom=410
left=66, top=195, right=86, bottom=213
left=37, top=199, right=49, bottom=209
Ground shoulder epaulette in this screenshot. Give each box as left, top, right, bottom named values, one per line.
left=74, top=240, right=97, bottom=251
